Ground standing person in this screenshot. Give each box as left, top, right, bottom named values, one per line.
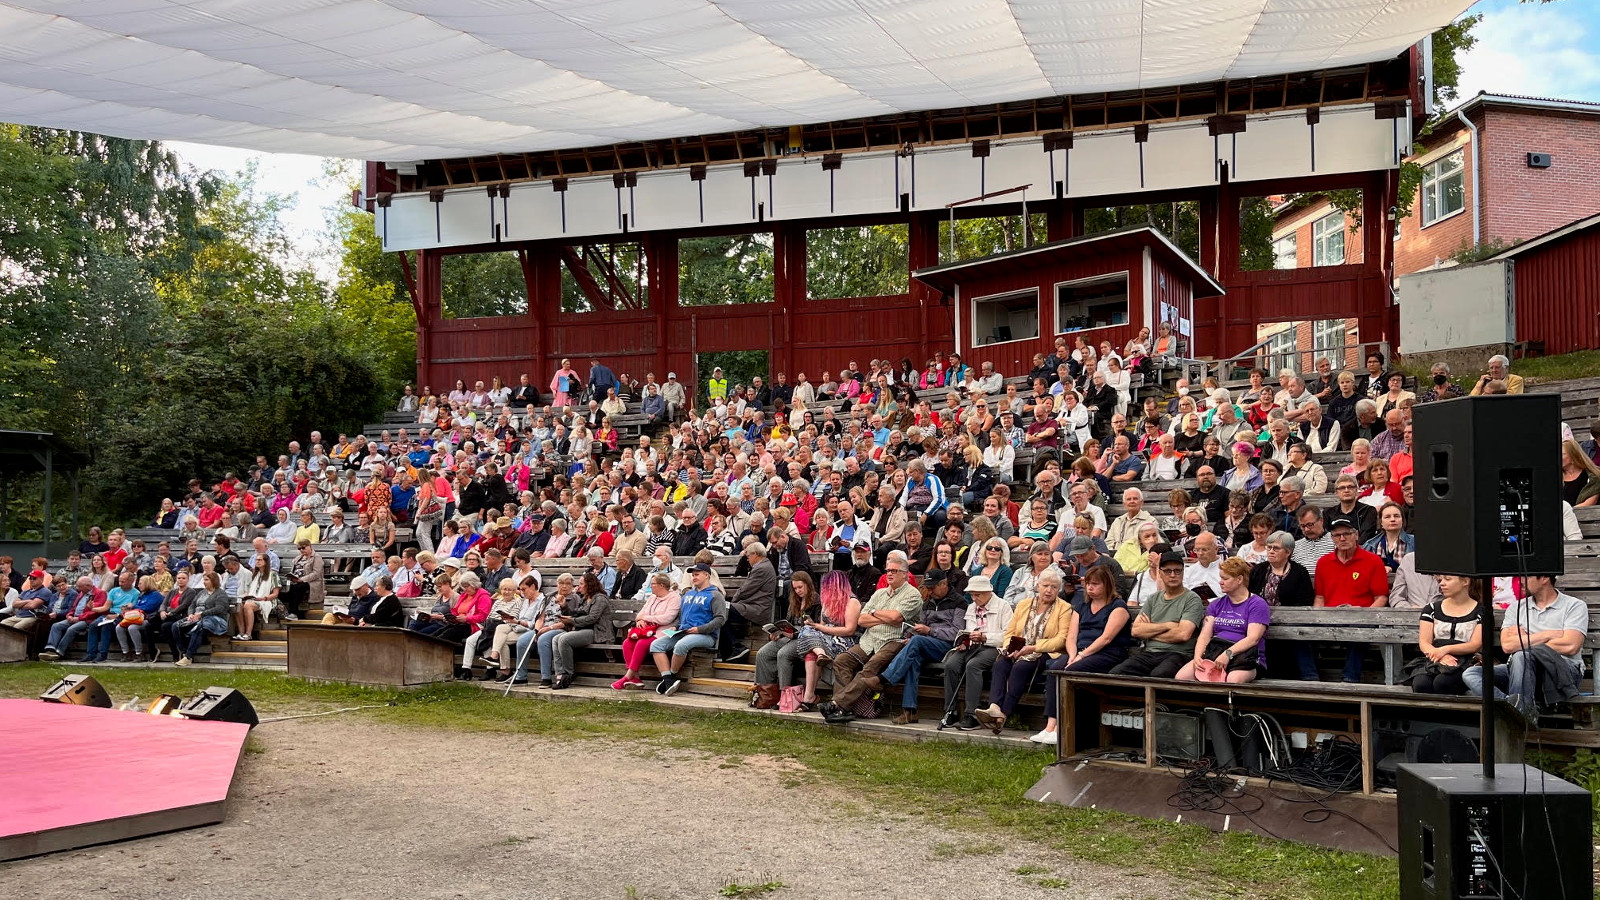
left=1175, top=558, right=1269, bottom=684
left=1408, top=575, right=1484, bottom=695
left=549, top=358, right=580, bottom=407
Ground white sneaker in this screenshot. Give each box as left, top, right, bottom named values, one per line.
left=1028, top=729, right=1057, bottom=745
left=175, top=656, right=191, bottom=667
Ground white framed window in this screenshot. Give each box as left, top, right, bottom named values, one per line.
left=1421, top=149, right=1467, bottom=227
left=1272, top=235, right=1298, bottom=270
left=1055, top=273, right=1129, bottom=335
left=1311, top=212, right=1346, bottom=266
left=1313, top=319, right=1347, bottom=365
left=1264, top=327, right=1298, bottom=374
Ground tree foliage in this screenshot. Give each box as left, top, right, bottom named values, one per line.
left=0, top=126, right=391, bottom=527
left=679, top=234, right=775, bottom=306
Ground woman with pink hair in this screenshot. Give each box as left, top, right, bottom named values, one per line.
left=779, top=570, right=862, bottom=712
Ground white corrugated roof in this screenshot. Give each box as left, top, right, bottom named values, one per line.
left=0, top=0, right=1472, bottom=159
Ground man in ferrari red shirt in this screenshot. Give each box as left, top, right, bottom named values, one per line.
left=1305, top=514, right=1389, bottom=682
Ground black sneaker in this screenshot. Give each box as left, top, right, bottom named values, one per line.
left=662, top=674, right=686, bottom=696
left=939, top=711, right=960, bottom=729
left=655, top=673, right=676, bottom=695
left=824, top=709, right=855, bottom=725
left=956, top=715, right=982, bottom=731
left=550, top=674, right=570, bottom=691
left=723, top=645, right=750, bottom=663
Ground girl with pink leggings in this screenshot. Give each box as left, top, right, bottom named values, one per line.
left=613, top=574, right=682, bottom=690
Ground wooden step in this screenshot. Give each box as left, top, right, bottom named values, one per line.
left=207, top=651, right=290, bottom=667
left=222, top=640, right=287, bottom=652
left=712, top=662, right=755, bottom=682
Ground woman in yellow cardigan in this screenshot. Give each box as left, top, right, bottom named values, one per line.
left=972, top=569, right=1075, bottom=734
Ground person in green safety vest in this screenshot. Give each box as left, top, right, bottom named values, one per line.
left=708, top=367, right=729, bottom=404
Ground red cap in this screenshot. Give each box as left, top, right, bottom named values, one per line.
left=29, top=569, right=46, bottom=579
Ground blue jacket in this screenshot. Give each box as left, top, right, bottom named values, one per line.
left=676, top=585, right=728, bottom=634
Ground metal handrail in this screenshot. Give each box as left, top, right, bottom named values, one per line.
left=1210, top=337, right=1391, bottom=385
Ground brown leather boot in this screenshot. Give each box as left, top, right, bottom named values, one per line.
left=892, top=708, right=919, bottom=725
left=751, top=683, right=780, bottom=709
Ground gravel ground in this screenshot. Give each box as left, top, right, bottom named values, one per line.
left=6, top=717, right=1133, bottom=900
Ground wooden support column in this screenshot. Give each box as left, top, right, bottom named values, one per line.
left=771, top=224, right=806, bottom=379
left=648, top=234, right=678, bottom=390
left=1358, top=171, right=1392, bottom=352
left=908, top=212, right=940, bottom=362
left=413, top=249, right=443, bottom=393
left=1045, top=200, right=1080, bottom=242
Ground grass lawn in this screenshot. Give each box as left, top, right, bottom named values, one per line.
left=1513, top=350, right=1600, bottom=385
left=0, top=664, right=1398, bottom=899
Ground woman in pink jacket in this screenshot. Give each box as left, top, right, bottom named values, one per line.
left=612, top=574, right=682, bottom=690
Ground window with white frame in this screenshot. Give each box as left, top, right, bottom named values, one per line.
left=1313, top=319, right=1347, bottom=365
left=1272, top=235, right=1298, bottom=270
left=1421, top=149, right=1466, bottom=227
left=1264, top=327, right=1298, bottom=374
left=1311, top=212, right=1345, bottom=266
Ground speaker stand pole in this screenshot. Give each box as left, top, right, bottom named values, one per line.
left=1480, top=576, right=1495, bottom=780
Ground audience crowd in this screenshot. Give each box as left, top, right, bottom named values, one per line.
left=2, top=345, right=1593, bottom=729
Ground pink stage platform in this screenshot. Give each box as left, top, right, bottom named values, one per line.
left=0, top=698, right=250, bottom=860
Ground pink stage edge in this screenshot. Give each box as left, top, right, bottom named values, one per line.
left=0, top=698, right=250, bottom=859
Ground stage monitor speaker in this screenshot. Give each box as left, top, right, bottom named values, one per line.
left=177, top=687, right=258, bottom=728
left=39, top=674, right=111, bottom=707
left=1412, top=395, right=1564, bottom=577
left=1398, top=763, right=1591, bottom=900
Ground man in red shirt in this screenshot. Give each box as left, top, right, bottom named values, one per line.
left=1309, top=514, right=1390, bottom=682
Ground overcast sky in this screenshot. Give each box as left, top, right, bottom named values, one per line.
left=165, top=0, right=1600, bottom=279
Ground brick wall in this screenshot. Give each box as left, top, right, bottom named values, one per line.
left=1394, top=105, right=1600, bottom=274
left=1479, top=107, right=1600, bottom=245
left=1274, top=206, right=1365, bottom=268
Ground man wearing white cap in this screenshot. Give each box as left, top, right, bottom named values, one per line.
left=938, top=574, right=1012, bottom=730
left=660, top=371, right=686, bottom=421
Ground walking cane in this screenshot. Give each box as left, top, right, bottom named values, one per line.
left=502, top=629, right=538, bottom=698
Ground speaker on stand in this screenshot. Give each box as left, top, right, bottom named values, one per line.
left=1402, top=395, right=1588, bottom=899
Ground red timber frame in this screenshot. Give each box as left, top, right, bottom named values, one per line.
left=404, top=168, right=1398, bottom=397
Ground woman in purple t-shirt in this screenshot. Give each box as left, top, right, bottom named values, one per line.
left=1176, top=557, right=1269, bottom=684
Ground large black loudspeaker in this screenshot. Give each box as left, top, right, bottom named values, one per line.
left=1398, top=763, right=1591, bottom=900
left=39, top=674, right=111, bottom=707
left=1413, top=395, right=1564, bottom=577
left=177, top=687, right=258, bottom=727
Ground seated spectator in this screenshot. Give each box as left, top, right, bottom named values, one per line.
left=971, top=568, right=1071, bottom=735
left=1175, top=558, right=1268, bottom=684
left=1223, top=442, right=1262, bottom=493
left=1361, top=502, right=1414, bottom=572
left=1560, top=439, right=1600, bottom=508
left=652, top=563, right=727, bottom=696
left=235, top=554, right=282, bottom=641
left=1184, top=532, right=1223, bottom=597
left=166, top=571, right=232, bottom=666
left=1249, top=532, right=1314, bottom=607
left=0, top=568, right=51, bottom=633
left=819, top=552, right=924, bottom=724
left=1358, top=458, right=1403, bottom=509
left=115, top=575, right=166, bottom=661
left=1409, top=575, right=1484, bottom=695
left=1468, top=354, right=1524, bottom=395
left=41, top=576, right=102, bottom=661
left=1329, top=474, right=1379, bottom=542
left=1419, top=362, right=1466, bottom=403
left=460, top=578, right=524, bottom=679
left=1373, top=373, right=1416, bottom=417
left=1305, top=513, right=1389, bottom=682
left=1031, top=567, right=1132, bottom=744
left=1464, top=575, right=1585, bottom=718
left=319, top=579, right=375, bottom=625
left=878, top=565, right=968, bottom=725
left=86, top=571, right=139, bottom=664
left=1110, top=551, right=1204, bottom=679
left=935, top=574, right=1012, bottom=729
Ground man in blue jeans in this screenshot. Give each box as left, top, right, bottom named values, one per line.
left=653, top=564, right=727, bottom=696
left=879, top=569, right=969, bottom=725
left=1464, top=575, right=1588, bottom=719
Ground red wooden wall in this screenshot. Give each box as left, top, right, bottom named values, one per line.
left=1513, top=224, right=1600, bottom=356
left=408, top=172, right=1398, bottom=399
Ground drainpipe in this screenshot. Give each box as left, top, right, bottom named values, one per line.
left=1454, top=108, right=1481, bottom=246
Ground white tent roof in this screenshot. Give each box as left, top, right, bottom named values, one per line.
left=0, top=0, right=1471, bottom=160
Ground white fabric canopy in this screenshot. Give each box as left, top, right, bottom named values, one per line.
left=0, top=0, right=1470, bottom=160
